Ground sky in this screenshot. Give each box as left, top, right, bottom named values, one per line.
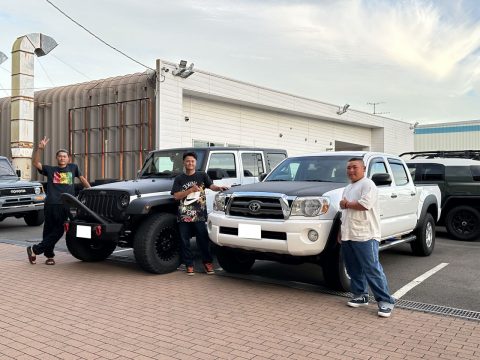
left=1, top=0, right=480, bottom=125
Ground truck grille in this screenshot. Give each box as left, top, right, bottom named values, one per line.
left=0, top=187, right=35, bottom=196
left=78, top=190, right=128, bottom=222
left=228, top=196, right=285, bottom=219
left=1, top=199, right=34, bottom=207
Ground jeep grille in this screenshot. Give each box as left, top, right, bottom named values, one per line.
left=227, top=196, right=287, bottom=219
left=78, top=190, right=128, bottom=222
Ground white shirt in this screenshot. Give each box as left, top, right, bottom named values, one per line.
left=340, top=176, right=381, bottom=241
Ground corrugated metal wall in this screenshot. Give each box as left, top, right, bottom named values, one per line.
left=0, top=71, right=156, bottom=182
left=414, top=122, right=480, bottom=151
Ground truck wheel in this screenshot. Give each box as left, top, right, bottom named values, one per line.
left=24, top=210, right=45, bottom=226
left=322, top=246, right=351, bottom=291
left=411, top=213, right=435, bottom=256
left=66, top=232, right=116, bottom=261
left=445, top=206, right=480, bottom=241
left=133, top=213, right=180, bottom=274
left=215, top=246, right=255, bottom=274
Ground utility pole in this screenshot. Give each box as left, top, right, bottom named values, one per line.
left=367, top=101, right=389, bottom=115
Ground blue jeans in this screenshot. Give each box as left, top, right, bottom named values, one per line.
left=342, top=239, right=395, bottom=309
left=178, top=221, right=213, bottom=267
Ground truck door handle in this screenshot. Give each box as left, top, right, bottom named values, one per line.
left=410, top=192, right=416, bottom=196
left=231, top=183, right=241, bottom=187
left=390, top=193, right=397, bottom=198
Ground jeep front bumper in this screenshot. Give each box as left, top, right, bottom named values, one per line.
left=207, top=212, right=333, bottom=256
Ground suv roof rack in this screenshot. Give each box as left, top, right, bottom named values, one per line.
left=399, top=150, right=480, bottom=160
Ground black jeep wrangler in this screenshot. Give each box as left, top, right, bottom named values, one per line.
left=62, top=147, right=287, bottom=273
left=0, top=156, right=45, bottom=226
left=403, top=150, right=480, bottom=241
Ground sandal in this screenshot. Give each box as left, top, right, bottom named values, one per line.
left=27, top=246, right=36, bottom=264
left=45, top=258, right=55, bottom=265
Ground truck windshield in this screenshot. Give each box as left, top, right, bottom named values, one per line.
left=139, top=150, right=206, bottom=178
left=0, top=158, right=16, bottom=177
left=266, top=156, right=352, bottom=183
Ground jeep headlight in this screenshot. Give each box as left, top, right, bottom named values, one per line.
left=119, top=193, right=130, bottom=208
left=290, top=197, right=330, bottom=217
left=213, top=193, right=228, bottom=212
left=34, top=187, right=41, bottom=195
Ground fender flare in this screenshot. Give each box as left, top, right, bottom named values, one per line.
left=415, top=193, right=438, bottom=230
left=127, top=195, right=177, bottom=214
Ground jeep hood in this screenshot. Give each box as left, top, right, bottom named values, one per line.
left=85, top=178, right=174, bottom=196
left=225, top=181, right=346, bottom=197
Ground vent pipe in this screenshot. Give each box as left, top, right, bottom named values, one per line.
left=10, top=33, right=57, bottom=180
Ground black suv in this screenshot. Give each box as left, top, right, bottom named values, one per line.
left=403, top=151, right=480, bottom=241
left=62, top=147, right=287, bottom=273
left=0, top=156, right=45, bottom=226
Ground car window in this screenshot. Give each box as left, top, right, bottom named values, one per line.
left=470, top=166, right=480, bottom=181
left=208, top=153, right=237, bottom=178
left=241, top=153, right=264, bottom=177
left=0, top=158, right=16, bottom=176
left=266, top=152, right=287, bottom=172
left=388, top=160, right=409, bottom=186
left=416, top=163, right=445, bottom=181
left=368, top=159, right=388, bottom=177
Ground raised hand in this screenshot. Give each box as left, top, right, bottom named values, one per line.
left=38, top=136, right=50, bottom=149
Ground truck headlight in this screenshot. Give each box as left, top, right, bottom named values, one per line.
left=34, top=187, right=41, bottom=195
left=290, top=197, right=330, bottom=217
left=213, top=193, right=228, bottom=212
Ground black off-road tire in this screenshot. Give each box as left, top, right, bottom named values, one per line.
left=133, top=213, right=180, bottom=274
left=322, top=245, right=351, bottom=291
left=66, top=231, right=116, bottom=262
left=24, top=210, right=45, bottom=226
left=215, top=246, right=255, bottom=274
left=411, top=213, right=435, bottom=256
left=445, top=206, right=480, bottom=241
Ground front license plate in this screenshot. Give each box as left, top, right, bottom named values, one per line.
left=238, top=224, right=261, bottom=239
left=76, top=225, right=92, bottom=239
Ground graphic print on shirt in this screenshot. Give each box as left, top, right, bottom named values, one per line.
left=179, top=181, right=207, bottom=222
left=53, top=171, right=73, bottom=185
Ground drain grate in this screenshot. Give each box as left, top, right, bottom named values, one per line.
left=217, top=271, right=480, bottom=322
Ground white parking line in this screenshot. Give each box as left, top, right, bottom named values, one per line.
left=113, top=248, right=132, bottom=254
left=392, top=263, right=449, bottom=299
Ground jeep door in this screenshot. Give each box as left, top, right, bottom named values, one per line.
left=205, top=151, right=240, bottom=213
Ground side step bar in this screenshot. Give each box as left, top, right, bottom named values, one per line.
left=379, top=235, right=416, bottom=251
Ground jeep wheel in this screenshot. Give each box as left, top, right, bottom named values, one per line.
left=24, top=210, right=44, bottom=226
left=411, top=213, right=435, bottom=256
left=133, top=213, right=180, bottom=274
left=66, top=232, right=116, bottom=261
left=322, top=246, right=351, bottom=292
left=215, top=246, right=255, bottom=273
left=446, top=206, right=480, bottom=241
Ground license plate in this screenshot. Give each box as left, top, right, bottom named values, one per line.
left=238, top=224, right=261, bottom=239
left=76, top=225, right=92, bottom=239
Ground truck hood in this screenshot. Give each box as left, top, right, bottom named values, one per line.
left=0, top=178, right=43, bottom=188
left=225, top=181, right=346, bottom=197
left=85, top=178, right=174, bottom=196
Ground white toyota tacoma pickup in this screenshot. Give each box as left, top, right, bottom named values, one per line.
left=208, top=151, right=441, bottom=291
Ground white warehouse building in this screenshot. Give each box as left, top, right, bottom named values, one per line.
left=414, top=120, right=480, bottom=152
left=0, top=58, right=414, bottom=181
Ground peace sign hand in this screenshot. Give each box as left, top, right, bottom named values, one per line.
left=38, top=137, right=50, bottom=149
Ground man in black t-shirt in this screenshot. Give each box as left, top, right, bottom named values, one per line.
left=27, top=137, right=90, bottom=265
left=171, top=151, right=229, bottom=275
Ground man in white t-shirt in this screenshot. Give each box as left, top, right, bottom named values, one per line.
left=339, top=157, right=395, bottom=318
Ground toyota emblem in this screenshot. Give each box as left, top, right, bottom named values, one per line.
left=248, top=201, right=261, bottom=213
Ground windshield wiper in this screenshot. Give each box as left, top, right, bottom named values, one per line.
left=266, top=179, right=289, bottom=182
left=303, top=179, right=335, bottom=182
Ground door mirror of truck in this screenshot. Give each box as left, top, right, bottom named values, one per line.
left=371, top=173, right=392, bottom=186
left=258, top=173, right=268, bottom=181
left=16, top=169, right=21, bottom=178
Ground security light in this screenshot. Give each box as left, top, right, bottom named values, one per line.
left=172, top=60, right=195, bottom=79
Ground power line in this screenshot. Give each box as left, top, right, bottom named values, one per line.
left=36, top=57, right=56, bottom=87
left=44, top=0, right=155, bottom=71
left=51, top=53, right=91, bottom=80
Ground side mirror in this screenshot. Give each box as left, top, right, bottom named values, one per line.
left=371, top=173, right=392, bottom=186
left=258, top=173, right=268, bottom=181
left=16, top=169, right=21, bottom=177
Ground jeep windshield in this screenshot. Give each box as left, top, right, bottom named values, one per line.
left=0, top=158, right=17, bottom=178
left=139, top=150, right=206, bottom=178
left=265, top=155, right=352, bottom=183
